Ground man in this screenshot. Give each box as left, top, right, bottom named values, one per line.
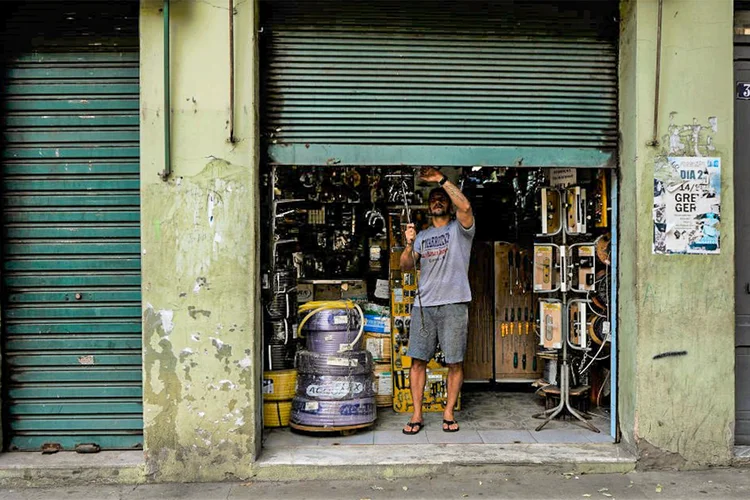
left=400, top=166, right=475, bottom=434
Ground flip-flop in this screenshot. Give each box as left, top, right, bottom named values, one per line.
left=402, top=421, right=424, bottom=435
left=442, top=419, right=460, bottom=433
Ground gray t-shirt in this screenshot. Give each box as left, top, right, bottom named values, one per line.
left=414, top=219, right=476, bottom=307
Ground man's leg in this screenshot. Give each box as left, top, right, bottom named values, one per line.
left=405, top=358, right=427, bottom=430
left=436, top=303, right=468, bottom=432
left=443, top=362, right=463, bottom=431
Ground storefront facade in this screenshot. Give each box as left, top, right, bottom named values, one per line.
left=0, top=0, right=738, bottom=483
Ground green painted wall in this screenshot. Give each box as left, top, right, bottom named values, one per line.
left=134, top=0, right=736, bottom=479
left=139, top=0, right=262, bottom=481
left=618, top=0, right=735, bottom=467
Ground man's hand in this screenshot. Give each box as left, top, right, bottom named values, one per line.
left=404, top=223, right=416, bottom=245
left=419, top=167, right=444, bottom=183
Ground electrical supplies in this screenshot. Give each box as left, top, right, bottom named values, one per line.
left=568, top=301, right=588, bottom=349
left=570, top=244, right=596, bottom=292
left=539, top=188, right=562, bottom=236
left=291, top=302, right=377, bottom=431
left=533, top=244, right=558, bottom=292
left=565, top=186, right=587, bottom=235
left=539, top=300, right=562, bottom=350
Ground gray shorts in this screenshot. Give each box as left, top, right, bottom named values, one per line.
left=406, top=303, right=469, bottom=364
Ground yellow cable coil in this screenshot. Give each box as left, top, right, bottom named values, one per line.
left=373, top=363, right=394, bottom=407
left=364, top=331, right=391, bottom=363
left=263, top=369, right=297, bottom=402
left=263, top=400, right=293, bottom=428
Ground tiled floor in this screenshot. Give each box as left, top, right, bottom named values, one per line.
left=263, top=389, right=613, bottom=448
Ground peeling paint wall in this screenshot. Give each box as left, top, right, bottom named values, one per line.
left=618, top=0, right=734, bottom=467
left=139, top=0, right=261, bottom=481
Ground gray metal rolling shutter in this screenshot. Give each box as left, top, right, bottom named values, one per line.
left=261, top=0, right=618, bottom=167
left=1, top=2, right=142, bottom=451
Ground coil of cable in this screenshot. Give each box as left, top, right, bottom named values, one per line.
left=272, top=268, right=296, bottom=293
left=300, top=307, right=360, bottom=332
left=296, top=373, right=375, bottom=400
left=295, top=350, right=373, bottom=376
left=265, top=344, right=293, bottom=371
left=263, top=369, right=297, bottom=401
left=264, top=400, right=292, bottom=428
left=267, top=291, right=296, bottom=319
left=290, top=396, right=376, bottom=428
left=266, top=318, right=292, bottom=345
left=305, top=328, right=363, bottom=355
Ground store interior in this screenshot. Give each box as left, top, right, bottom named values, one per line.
left=261, top=165, right=614, bottom=447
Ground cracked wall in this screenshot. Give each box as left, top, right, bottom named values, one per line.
left=139, top=0, right=261, bottom=481
left=619, top=0, right=734, bottom=467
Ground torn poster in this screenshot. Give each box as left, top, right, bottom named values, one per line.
left=653, top=156, right=721, bottom=255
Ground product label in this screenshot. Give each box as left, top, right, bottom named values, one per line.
left=333, top=315, right=349, bottom=325
left=374, top=279, right=390, bottom=299
left=327, top=357, right=359, bottom=367
left=377, top=372, right=393, bottom=396
left=304, top=401, right=320, bottom=411
left=262, top=379, right=274, bottom=394
left=306, top=381, right=364, bottom=399
left=366, top=338, right=383, bottom=358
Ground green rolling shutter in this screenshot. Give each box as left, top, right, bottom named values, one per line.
left=1, top=2, right=142, bottom=451
left=261, top=0, right=618, bottom=167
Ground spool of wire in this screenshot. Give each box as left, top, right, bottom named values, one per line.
left=266, top=319, right=292, bottom=345
left=297, top=373, right=375, bottom=400
left=301, top=307, right=360, bottom=332
left=295, top=350, right=373, bottom=376
left=263, top=369, right=297, bottom=401
left=266, top=344, right=293, bottom=371
left=267, top=291, right=296, bottom=319
left=305, top=328, right=363, bottom=355
left=264, top=400, right=293, bottom=428
left=272, top=268, right=296, bottom=293
left=290, top=396, right=376, bottom=428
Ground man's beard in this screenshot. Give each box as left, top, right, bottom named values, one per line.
left=430, top=206, right=449, bottom=217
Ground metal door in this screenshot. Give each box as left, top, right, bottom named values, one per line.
left=735, top=44, right=750, bottom=445
left=0, top=2, right=142, bottom=451
left=260, top=0, right=619, bottom=168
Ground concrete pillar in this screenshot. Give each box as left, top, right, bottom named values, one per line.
left=618, top=0, right=735, bottom=467
left=139, top=0, right=262, bottom=481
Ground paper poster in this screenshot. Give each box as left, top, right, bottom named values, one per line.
left=653, top=157, right=721, bottom=255
left=549, top=168, right=577, bottom=187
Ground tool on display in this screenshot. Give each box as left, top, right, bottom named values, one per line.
left=570, top=244, right=596, bottom=292
left=539, top=187, right=562, bottom=236
left=565, top=186, right=588, bottom=235
left=399, top=178, right=428, bottom=338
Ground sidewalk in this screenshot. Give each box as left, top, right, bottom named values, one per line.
left=1, top=468, right=749, bottom=499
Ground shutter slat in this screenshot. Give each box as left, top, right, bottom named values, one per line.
left=262, top=0, right=618, bottom=167
left=1, top=1, right=142, bottom=451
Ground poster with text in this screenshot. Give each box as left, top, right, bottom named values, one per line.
left=653, top=156, right=720, bottom=255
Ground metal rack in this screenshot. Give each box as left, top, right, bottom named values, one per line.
left=532, top=188, right=600, bottom=433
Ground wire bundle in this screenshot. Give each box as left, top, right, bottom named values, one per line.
left=264, top=400, right=293, bottom=427
left=291, top=301, right=377, bottom=430
left=263, top=369, right=297, bottom=401
left=297, top=373, right=375, bottom=400
left=290, top=396, right=376, bottom=428
left=295, top=349, right=373, bottom=376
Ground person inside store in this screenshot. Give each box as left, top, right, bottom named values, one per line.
left=400, top=166, right=475, bottom=434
